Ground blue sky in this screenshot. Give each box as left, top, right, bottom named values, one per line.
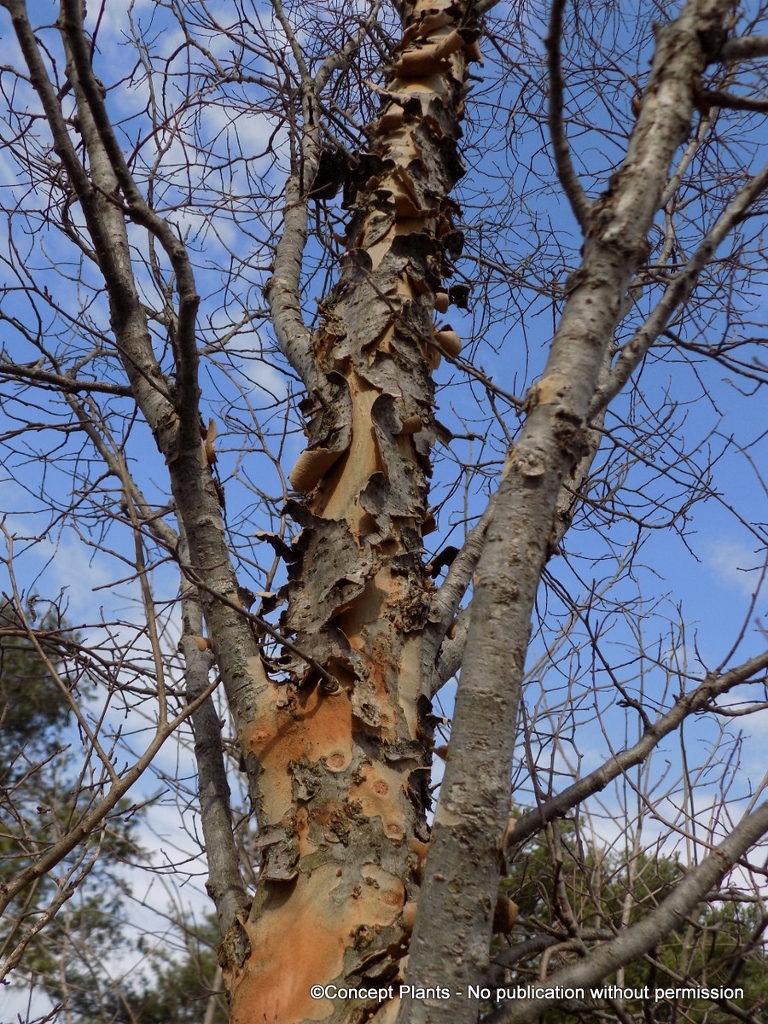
left=2, top=0, right=768, bottom=1015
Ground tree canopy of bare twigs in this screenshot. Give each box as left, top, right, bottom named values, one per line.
left=2, top=0, right=768, bottom=1022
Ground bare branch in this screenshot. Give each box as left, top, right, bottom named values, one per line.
left=591, top=158, right=768, bottom=418
left=178, top=527, right=250, bottom=936
left=0, top=361, right=132, bottom=396
left=698, top=86, right=768, bottom=111
left=489, top=800, right=768, bottom=1023
left=505, top=648, right=768, bottom=853
left=545, top=0, right=592, bottom=232
left=58, top=0, right=201, bottom=450
left=0, top=657, right=222, bottom=920
left=720, top=33, right=768, bottom=62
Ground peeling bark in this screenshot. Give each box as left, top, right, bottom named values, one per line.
left=4, top=0, right=754, bottom=1021
left=227, top=1, right=483, bottom=1020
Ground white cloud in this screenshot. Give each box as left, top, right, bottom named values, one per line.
left=705, top=538, right=766, bottom=597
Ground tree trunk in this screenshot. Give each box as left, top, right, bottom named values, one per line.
left=398, top=2, right=734, bottom=1022
left=5, top=1, right=768, bottom=1022
left=222, top=1, right=482, bottom=1021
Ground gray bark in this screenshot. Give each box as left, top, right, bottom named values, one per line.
left=180, top=531, right=250, bottom=937
left=399, top=3, right=734, bottom=1021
